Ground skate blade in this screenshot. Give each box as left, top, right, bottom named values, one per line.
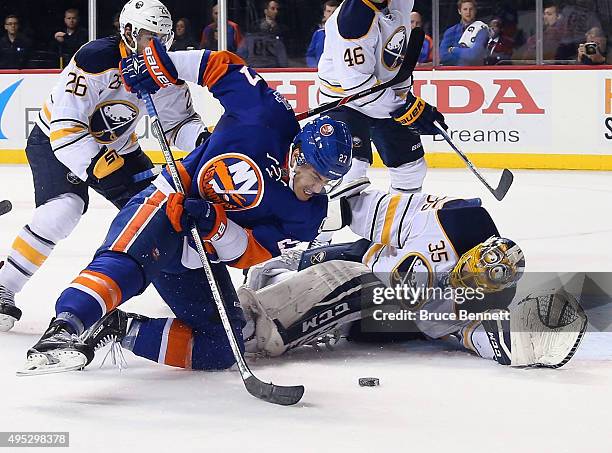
left=16, top=351, right=88, bottom=377
left=0, top=314, right=17, bottom=332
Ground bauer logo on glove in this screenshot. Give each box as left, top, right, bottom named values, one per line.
left=391, top=92, right=448, bottom=135
left=394, top=96, right=426, bottom=126
left=143, top=40, right=178, bottom=88
left=120, top=37, right=179, bottom=96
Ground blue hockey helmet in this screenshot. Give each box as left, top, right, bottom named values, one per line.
left=292, top=116, right=353, bottom=182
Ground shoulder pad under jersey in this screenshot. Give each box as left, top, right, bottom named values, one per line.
left=337, top=0, right=380, bottom=40
left=74, top=36, right=121, bottom=74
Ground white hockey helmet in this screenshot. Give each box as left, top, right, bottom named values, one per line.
left=119, top=0, right=174, bottom=52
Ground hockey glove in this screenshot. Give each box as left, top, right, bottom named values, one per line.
left=120, top=54, right=159, bottom=96
left=166, top=193, right=227, bottom=241
left=86, top=146, right=129, bottom=201
left=391, top=92, right=448, bottom=135
left=120, top=38, right=178, bottom=96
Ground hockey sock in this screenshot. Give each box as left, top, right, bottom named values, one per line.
left=56, top=252, right=145, bottom=331
left=123, top=317, right=241, bottom=370
left=0, top=225, right=55, bottom=294
left=0, top=194, right=84, bottom=294
left=389, top=157, right=427, bottom=194
left=122, top=318, right=195, bottom=369
left=342, top=158, right=369, bottom=183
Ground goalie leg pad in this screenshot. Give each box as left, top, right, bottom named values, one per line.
left=238, top=260, right=383, bottom=356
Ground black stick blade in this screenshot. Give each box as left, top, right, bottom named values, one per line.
left=244, top=375, right=304, bottom=406
left=0, top=200, right=12, bottom=216
left=493, top=169, right=514, bottom=201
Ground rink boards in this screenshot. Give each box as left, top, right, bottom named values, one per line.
left=0, top=66, right=610, bottom=170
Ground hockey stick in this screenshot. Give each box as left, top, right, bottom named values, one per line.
left=0, top=200, right=12, bottom=216
left=295, top=27, right=425, bottom=121
left=140, top=92, right=304, bottom=406
left=434, top=121, right=514, bottom=201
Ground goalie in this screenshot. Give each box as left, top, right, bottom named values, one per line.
left=238, top=182, right=588, bottom=368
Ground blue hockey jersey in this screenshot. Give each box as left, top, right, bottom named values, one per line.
left=155, top=50, right=327, bottom=268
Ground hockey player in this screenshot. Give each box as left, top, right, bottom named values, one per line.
left=19, top=38, right=353, bottom=375
left=0, top=0, right=210, bottom=332
left=238, top=188, right=587, bottom=369
left=312, top=0, right=448, bottom=246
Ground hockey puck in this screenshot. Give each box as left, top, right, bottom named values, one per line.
left=358, top=377, right=380, bottom=387
left=0, top=200, right=12, bottom=216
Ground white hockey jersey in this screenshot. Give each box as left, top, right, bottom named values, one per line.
left=36, top=36, right=205, bottom=181
left=348, top=190, right=504, bottom=338
left=318, top=0, right=414, bottom=118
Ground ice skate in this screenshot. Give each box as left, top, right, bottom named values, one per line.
left=0, top=283, right=21, bottom=332
left=17, top=318, right=94, bottom=376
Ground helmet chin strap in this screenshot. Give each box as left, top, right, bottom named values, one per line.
left=287, top=146, right=301, bottom=192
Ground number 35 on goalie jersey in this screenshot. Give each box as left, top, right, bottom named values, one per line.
left=347, top=191, right=499, bottom=291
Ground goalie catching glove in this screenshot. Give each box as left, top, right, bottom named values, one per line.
left=120, top=37, right=179, bottom=96
left=391, top=92, right=448, bottom=135
left=165, top=193, right=227, bottom=241
left=481, top=289, right=588, bottom=368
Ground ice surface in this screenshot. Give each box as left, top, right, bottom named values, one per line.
left=1, top=165, right=611, bottom=452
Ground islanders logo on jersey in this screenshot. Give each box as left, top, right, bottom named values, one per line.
left=89, top=100, right=139, bottom=144
left=390, top=252, right=433, bottom=309
left=382, top=26, right=408, bottom=71
left=198, top=153, right=264, bottom=211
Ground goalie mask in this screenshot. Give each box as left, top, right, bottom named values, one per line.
left=450, top=236, right=525, bottom=293
left=120, top=0, right=174, bottom=53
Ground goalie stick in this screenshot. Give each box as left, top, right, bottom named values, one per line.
left=434, top=121, right=514, bottom=201
left=0, top=200, right=12, bottom=216
left=295, top=27, right=425, bottom=121
left=141, top=91, right=304, bottom=406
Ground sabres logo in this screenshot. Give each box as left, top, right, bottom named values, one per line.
left=89, top=101, right=138, bottom=144
left=198, top=153, right=264, bottom=211
left=310, top=251, right=326, bottom=264
left=382, top=26, right=407, bottom=70
left=390, top=252, right=433, bottom=309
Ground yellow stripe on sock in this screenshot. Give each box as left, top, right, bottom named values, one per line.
left=12, top=237, right=47, bottom=267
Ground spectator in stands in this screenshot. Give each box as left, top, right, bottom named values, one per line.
left=200, top=3, right=243, bottom=52
left=558, top=0, right=602, bottom=60
left=52, top=8, right=88, bottom=64
left=522, top=3, right=566, bottom=61
left=484, top=18, right=513, bottom=65
left=577, top=26, right=607, bottom=64
left=440, top=0, right=488, bottom=66
left=238, top=0, right=288, bottom=68
left=305, top=0, right=340, bottom=68
left=410, top=11, right=433, bottom=65
left=0, top=14, right=31, bottom=69
left=171, top=18, right=198, bottom=51
left=257, top=0, right=287, bottom=37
